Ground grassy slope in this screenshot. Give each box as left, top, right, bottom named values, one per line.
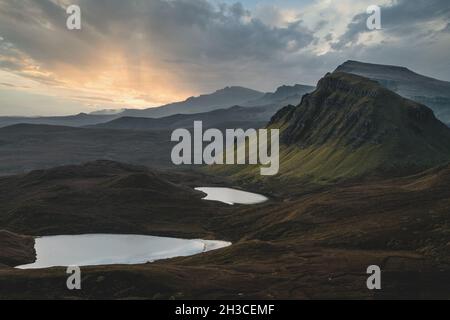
left=212, top=72, right=450, bottom=185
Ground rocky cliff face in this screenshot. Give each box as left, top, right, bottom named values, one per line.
left=243, top=71, right=450, bottom=181
left=271, top=72, right=444, bottom=150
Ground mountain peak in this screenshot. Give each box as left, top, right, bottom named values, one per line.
left=334, top=61, right=450, bottom=123
left=315, top=71, right=386, bottom=99
left=212, top=86, right=263, bottom=96
left=247, top=83, right=315, bottom=107
left=273, top=84, right=314, bottom=95
left=273, top=71, right=439, bottom=147
left=337, top=60, right=411, bottom=73
left=263, top=71, right=450, bottom=181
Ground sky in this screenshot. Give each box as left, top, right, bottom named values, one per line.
left=0, top=0, right=449, bottom=116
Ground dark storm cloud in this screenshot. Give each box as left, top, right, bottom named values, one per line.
left=0, top=0, right=315, bottom=68
left=333, top=0, right=450, bottom=49
left=0, top=0, right=101, bottom=70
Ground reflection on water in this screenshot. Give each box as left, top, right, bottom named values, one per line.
left=195, top=187, right=268, bottom=205
left=17, top=234, right=231, bottom=269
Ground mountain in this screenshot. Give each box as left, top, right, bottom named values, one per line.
left=0, top=113, right=117, bottom=128
left=0, top=124, right=175, bottom=176
left=222, top=72, right=450, bottom=183
left=119, top=86, right=265, bottom=118
left=92, top=84, right=315, bottom=131
left=0, top=87, right=263, bottom=128
left=90, top=105, right=276, bottom=131
left=335, top=60, right=450, bottom=122
left=89, top=109, right=125, bottom=115
left=0, top=84, right=313, bottom=129
left=244, top=84, right=315, bottom=107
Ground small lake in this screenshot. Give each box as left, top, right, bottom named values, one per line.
left=195, top=187, right=268, bottom=205
left=17, top=234, right=231, bottom=269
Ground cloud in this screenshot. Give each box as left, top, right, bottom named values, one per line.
left=0, top=0, right=449, bottom=115
left=332, top=0, right=450, bottom=49
left=0, top=0, right=318, bottom=105
left=0, top=0, right=315, bottom=67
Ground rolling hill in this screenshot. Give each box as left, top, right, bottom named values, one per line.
left=0, top=160, right=230, bottom=238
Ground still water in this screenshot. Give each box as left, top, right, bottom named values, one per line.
left=195, top=187, right=268, bottom=205
left=17, top=234, right=231, bottom=269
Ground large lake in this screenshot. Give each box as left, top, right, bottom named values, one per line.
left=17, top=234, right=231, bottom=269
left=195, top=187, right=268, bottom=205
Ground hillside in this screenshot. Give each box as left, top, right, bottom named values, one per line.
left=220, top=72, right=450, bottom=183
left=336, top=60, right=450, bottom=122
left=1, top=160, right=450, bottom=298
left=0, top=160, right=230, bottom=238
left=0, top=230, right=35, bottom=267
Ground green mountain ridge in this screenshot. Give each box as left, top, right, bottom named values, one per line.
left=217, top=72, right=450, bottom=183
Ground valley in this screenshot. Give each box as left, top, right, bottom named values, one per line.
left=0, top=159, right=449, bottom=299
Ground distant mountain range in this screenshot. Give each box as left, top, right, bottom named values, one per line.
left=220, top=71, right=450, bottom=183
left=2, top=60, right=450, bottom=180
left=89, top=105, right=272, bottom=131
left=90, top=84, right=314, bottom=131
left=90, top=109, right=126, bottom=115
left=0, top=113, right=117, bottom=128
left=0, top=84, right=313, bottom=129
left=2, top=60, right=450, bottom=132
left=120, top=86, right=264, bottom=118
left=0, top=83, right=315, bottom=176
left=336, top=60, right=450, bottom=123
left=241, top=84, right=314, bottom=108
